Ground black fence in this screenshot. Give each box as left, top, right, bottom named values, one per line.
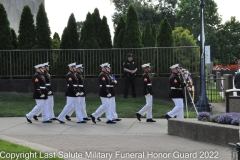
left=0, top=47, right=200, bottom=78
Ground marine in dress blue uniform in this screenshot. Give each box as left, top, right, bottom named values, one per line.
left=90, top=63, right=116, bottom=124
left=135, top=63, right=156, bottom=122
left=25, top=64, right=51, bottom=123
left=165, top=64, right=185, bottom=120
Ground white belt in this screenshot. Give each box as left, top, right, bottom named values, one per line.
left=171, top=87, right=182, bottom=90
left=40, top=86, right=46, bottom=89
left=100, top=85, right=113, bottom=87
left=67, top=84, right=78, bottom=87
left=147, top=83, right=152, bottom=86
left=46, top=84, right=51, bottom=86
left=79, top=85, right=83, bottom=87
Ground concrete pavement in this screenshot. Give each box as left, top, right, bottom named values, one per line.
left=0, top=117, right=231, bottom=160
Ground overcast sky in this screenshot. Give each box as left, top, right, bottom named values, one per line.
left=45, top=0, right=240, bottom=39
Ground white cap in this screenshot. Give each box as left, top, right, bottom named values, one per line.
left=107, top=64, right=111, bottom=68
left=170, top=64, right=179, bottom=69
left=76, top=64, right=84, bottom=68
left=100, top=62, right=109, bottom=67
left=34, top=64, right=43, bottom=69
left=42, top=62, right=50, bottom=67
left=142, top=63, right=151, bottom=68
left=68, top=62, right=76, bottom=67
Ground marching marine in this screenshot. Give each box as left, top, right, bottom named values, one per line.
left=135, top=63, right=156, bottom=122
left=65, top=64, right=90, bottom=121
left=90, top=62, right=116, bottom=124
left=25, top=64, right=51, bottom=123
left=57, top=62, right=85, bottom=123
left=165, top=64, right=185, bottom=120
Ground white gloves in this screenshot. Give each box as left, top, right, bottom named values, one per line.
left=75, top=92, right=80, bottom=96
left=107, top=93, right=112, bottom=97
left=79, top=92, right=84, bottom=96
left=40, top=94, right=45, bottom=98
left=48, top=91, right=52, bottom=95
left=114, top=80, right=117, bottom=84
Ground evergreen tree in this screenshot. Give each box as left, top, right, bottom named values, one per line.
left=60, top=27, right=72, bottom=49
left=122, top=4, right=143, bottom=48
left=151, top=24, right=156, bottom=46
left=67, top=13, right=79, bottom=49
left=113, top=16, right=125, bottom=47
left=35, top=3, right=52, bottom=49
left=156, top=17, right=173, bottom=47
left=18, top=5, right=36, bottom=49
left=0, top=3, right=12, bottom=50
left=11, top=28, right=18, bottom=49
left=92, top=8, right=102, bottom=45
left=142, top=21, right=155, bottom=47
left=79, top=12, right=99, bottom=49
left=99, top=16, right=112, bottom=48
left=52, top=38, right=60, bottom=49
left=53, top=32, right=60, bottom=41
left=115, top=28, right=125, bottom=48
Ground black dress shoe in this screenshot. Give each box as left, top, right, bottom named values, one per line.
left=65, top=115, right=71, bottom=121
left=42, top=120, right=52, bottom=123
left=135, top=113, right=141, bottom=121
left=77, top=121, right=86, bottom=123
left=90, top=115, right=96, bottom=124
left=106, top=120, right=116, bottom=124
left=113, top=118, right=121, bottom=121
left=25, top=116, right=32, bottom=123
left=57, top=119, right=65, bottom=124
left=83, top=117, right=91, bottom=121
left=146, top=119, right=156, bottom=122
left=33, top=115, right=38, bottom=121
left=50, top=118, right=58, bottom=120
left=165, top=114, right=172, bottom=120
left=97, top=117, right=101, bottom=121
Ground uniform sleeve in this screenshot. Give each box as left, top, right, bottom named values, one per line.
left=171, top=76, right=182, bottom=88
left=33, top=76, right=42, bottom=95
left=67, top=74, right=76, bottom=94
left=99, top=74, right=109, bottom=94
left=123, top=61, right=127, bottom=69
left=143, top=74, right=149, bottom=95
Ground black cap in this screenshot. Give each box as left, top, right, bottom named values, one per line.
left=127, top=53, right=133, bottom=57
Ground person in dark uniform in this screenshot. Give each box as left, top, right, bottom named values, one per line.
left=90, top=62, right=116, bottom=124
left=234, top=70, right=240, bottom=96
left=65, top=64, right=90, bottom=121
left=135, top=63, right=156, bottom=122
left=165, top=64, right=185, bottom=120
left=33, top=62, right=57, bottom=121
left=25, top=64, right=51, bottom=123
left=123, top=53, right=137, bottom=98
left=57, top=62, right=85, bottom=124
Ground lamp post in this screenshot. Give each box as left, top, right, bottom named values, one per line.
left=196, top=0, right=211, bottom=112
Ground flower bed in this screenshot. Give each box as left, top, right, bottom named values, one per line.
left=197, top=112, right=240, bottom=125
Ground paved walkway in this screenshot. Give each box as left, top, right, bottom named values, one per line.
left=0, top=117, right=231, bottom=160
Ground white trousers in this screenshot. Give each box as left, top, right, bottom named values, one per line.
left=92, top=97, right=112, bottom=121
left=36, top=96, right=55, bottom=119
left=97, top=97, right=118, bottom=120
left=57, top=97, right=83, bottom=122
left=138, top=95, right=153, bottom=119
left=110, top=97, right=118, bottom=120
left=67, top=97, right=87, bottom=118
left=167, top=98, right=184, bottom=118
left=26, top=99, right=49, bottom=121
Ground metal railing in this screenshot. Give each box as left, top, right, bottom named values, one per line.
left=206, top=75, right=225, bottom=102
left=0, top=46, right=200, bottom=78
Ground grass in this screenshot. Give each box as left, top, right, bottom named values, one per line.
left=0, top=139, right=63, bottom=160
left=0, top=93, right=198, bottom=118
